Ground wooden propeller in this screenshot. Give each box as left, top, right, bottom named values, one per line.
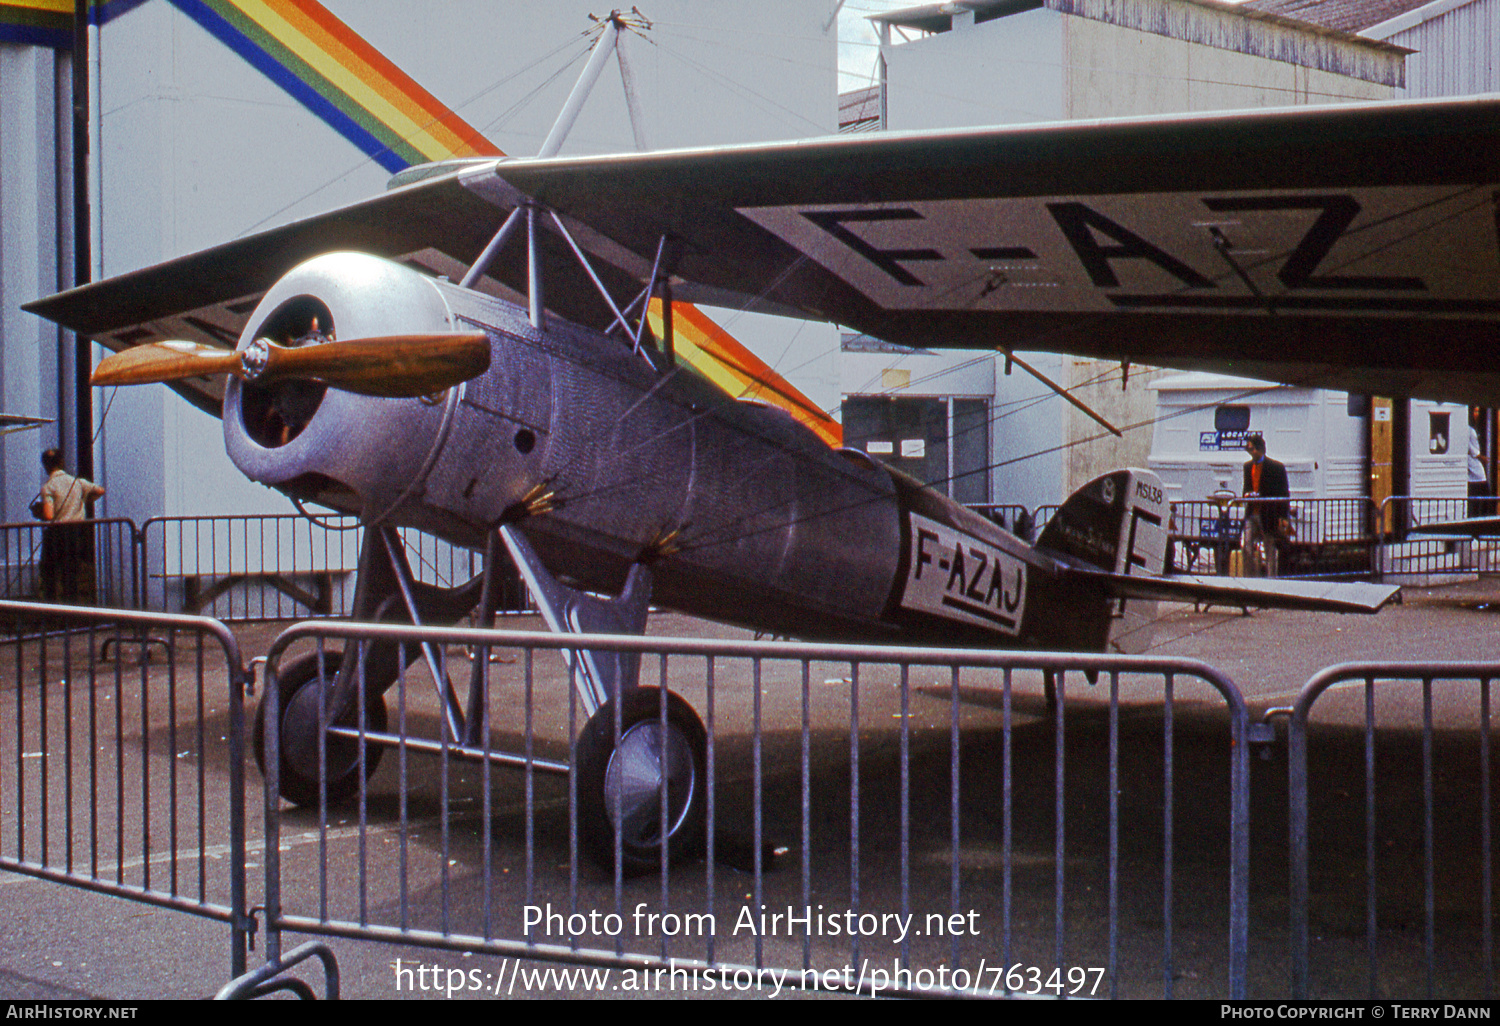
left=91, top=332, right=491, bottom=399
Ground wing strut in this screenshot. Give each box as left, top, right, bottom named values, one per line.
left=1207, top=227, right=1276, bottom=315
left=460, top=206, right=523, bottom=289
left=460, top=10, right=642, bottom=292
left=1002, top=348, right=1123, bottom=438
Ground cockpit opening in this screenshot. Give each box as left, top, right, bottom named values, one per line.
left=240, top=296, right=334, bottom=448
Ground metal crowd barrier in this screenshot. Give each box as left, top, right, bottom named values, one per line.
left=1375, top=496, right=1500, bottom=580
left=968, top=503, right=1034, bottom=541
left=250, top=621, right=1252, bottom=999
left=6, top=495, right=1488, bottom=620
left=140, top=513, right=363, bottom=620
left=1166, top=498, right=1377, bottom=577
left=0, top=518, right=141, bottom=608
left=138, top=515, right=529, bottom=621
left=1283, top=663, right=1499, bottom=999
left=2, top=598, right=1498, bottom=999
left=1032, top=504, right=1060, bottom=538
left=0, top=600, right=253, bottom=979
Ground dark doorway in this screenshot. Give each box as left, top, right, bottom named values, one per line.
left=841, top=395, right=990, bottom=504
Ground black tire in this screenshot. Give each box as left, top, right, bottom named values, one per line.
left=576, top=687, right=707, bottom=875
left=254, top=651, right=388, bottom=806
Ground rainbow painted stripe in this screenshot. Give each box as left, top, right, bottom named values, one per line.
left=1, top=0, right=503, bottom=169
left=169, top=0, right=503, bottom=171
left=648, top=299, right=842, bottom=448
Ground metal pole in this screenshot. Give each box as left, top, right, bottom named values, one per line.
left=71, top=0, right=93, bottom=479
left=537, top=16, right=620, bottom=159
left=614, top=26, right=648, bottom=152
left=527, top=205, right=545, bottom=331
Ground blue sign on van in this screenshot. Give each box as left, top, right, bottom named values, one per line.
left=1200, top=430, right=1250, bottom=452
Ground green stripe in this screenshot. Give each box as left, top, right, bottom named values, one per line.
left=0, top=4, right=70, bottom=30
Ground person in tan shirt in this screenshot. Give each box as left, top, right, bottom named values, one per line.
left=38, top=448, right=104, bottom=601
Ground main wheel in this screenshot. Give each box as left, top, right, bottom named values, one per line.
left=576, top=687, right=706, bottom=875
left=254, top=651, right=388, bottom=806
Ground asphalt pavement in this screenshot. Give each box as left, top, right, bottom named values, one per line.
left=1, top=579, right=1498, bottom=1001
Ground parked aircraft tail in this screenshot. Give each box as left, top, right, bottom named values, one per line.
left=1034, top=469, right=1167, bottom=653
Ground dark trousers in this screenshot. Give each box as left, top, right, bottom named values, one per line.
left=1470, top=481, right=1493, bottom=519
left=40, top=522, right=92, bottom=602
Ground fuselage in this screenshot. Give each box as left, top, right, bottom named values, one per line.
left=224, top=253, right=1115, bottom=649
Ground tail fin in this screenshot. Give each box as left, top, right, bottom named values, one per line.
left=1037, top=469, right=1169, bottom=653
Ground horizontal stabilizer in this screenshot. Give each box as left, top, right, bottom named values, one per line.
left=1079, top=571, right=1399, bottom=614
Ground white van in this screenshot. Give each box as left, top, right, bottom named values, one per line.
left=1147, top=373, right=1466, bottom=504
left=1148, top=374, right=1467, bottom=565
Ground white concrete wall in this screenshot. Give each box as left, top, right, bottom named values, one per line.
left=1062, top=15, right=1392, bottom=115
left=883, top=8, right=1066, bottom=128
left=0, top=44, right=63, bottom=521
left=992, top=352, right=1068, bottom=514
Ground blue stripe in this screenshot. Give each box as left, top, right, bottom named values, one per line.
left=94, top=0, right=154, bottom=27
left=0, top=22, right=69, bottom=48
left=166, top=0, right=410, bottom=173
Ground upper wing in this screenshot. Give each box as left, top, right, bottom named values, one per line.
left=26, top=95, right=1500, bottom=408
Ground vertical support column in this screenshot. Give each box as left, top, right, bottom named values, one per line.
left=1, top=45, right=58, bottom=512
left=877, top=20, right=890, bottom=131
left=537, top=15, right=620, bottom=159
left=72, top=0, right=93, bottom=479
left=526, top=204, right=545, bottom=331
left=659, top=276, right=674, bottom=366
left=614, top=25, right=648, bottom=152
left=1371, top=397, right=1394, bottom=533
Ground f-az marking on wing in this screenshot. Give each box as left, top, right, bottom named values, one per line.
left=739, top=186, right=1500, bottom=317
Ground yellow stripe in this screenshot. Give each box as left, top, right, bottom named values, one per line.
left=232, top=0, right=456, bottom=161
left=235, top=0, right=452, bottom=159
left=648, top=300, right=841, bottom=448
left=271, top=0, right=479, bottom=157
left=7, top=0, right=71, bottom=13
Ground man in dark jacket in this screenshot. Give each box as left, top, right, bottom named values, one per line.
left=1242, top=434, right=1290, bottom=577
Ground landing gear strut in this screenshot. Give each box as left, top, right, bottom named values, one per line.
left=501, top=525, right=707, bottom=874
left=255, top=521, right=708, bottom=873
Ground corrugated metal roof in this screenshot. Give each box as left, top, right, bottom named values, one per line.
left=871, top=0, right=1411, bottom=84
left=1239, top=0, right=1437, bottom=33
left=838, top=86, right=881, bottom=132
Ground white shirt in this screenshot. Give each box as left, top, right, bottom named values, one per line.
left=42, top=469, right=98, bottom=522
